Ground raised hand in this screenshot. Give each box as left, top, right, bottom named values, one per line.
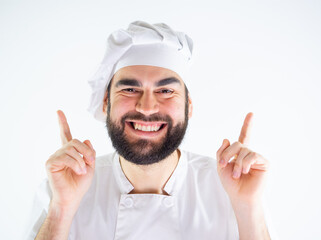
left=216, top=112, right=269, bottom=204
left=45, top=110, right=96, bottom=211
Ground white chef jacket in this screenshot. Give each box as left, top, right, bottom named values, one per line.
left=26, top=149, right=277, bottom=240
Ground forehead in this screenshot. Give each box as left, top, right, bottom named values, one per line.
left=112, top=65, right=184, bottom=86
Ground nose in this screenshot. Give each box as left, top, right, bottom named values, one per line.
left=136, top=91, right=159, bottom=116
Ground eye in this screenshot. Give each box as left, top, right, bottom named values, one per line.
left=122, top=88, right=138, bottom=93
left=157, top=89, right=174, bottom=94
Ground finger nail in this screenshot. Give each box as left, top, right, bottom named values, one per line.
left=90, top=156, right=95, bottom=162
left=233, top=171, right=240, bottom=179
left=219, top=159, right=225, bottom=165
left=82, top=166, right=87, bottom=174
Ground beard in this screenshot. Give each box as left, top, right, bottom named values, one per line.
left=106, top=100, right=189, bottom=165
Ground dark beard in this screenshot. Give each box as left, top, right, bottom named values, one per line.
left=106, top=103, right=188, bottom=166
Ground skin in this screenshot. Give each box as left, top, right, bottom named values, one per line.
left=36, top=110, right=96, bottom=240
left=216, top=112, right=270, bottom=239
left=103, top=65, right=192, bottom=193
left=36, top=65, right=270, bottom=239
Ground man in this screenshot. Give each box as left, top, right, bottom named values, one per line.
left=28, top=21, right=273, bottom=239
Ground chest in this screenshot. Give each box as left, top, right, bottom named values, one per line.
left=69, top=188, right=237, bottom=240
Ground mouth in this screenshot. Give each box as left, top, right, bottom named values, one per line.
left=124, top=120, right=168, bottom=138
left=126, top=120, right=167, bottom=132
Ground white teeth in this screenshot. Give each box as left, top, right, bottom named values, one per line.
left=133, top=123, right=162, bottom=132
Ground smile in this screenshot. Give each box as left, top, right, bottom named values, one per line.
left=126, top=120, right=167, bottom=132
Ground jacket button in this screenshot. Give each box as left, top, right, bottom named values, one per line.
left=124, top=197, right=134, bottom=208
left=163, top=197, right=174, bottom=207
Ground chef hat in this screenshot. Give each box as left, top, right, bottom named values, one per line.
left=87, top=20, right=194, bottom=122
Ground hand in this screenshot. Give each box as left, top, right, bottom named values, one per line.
left=216, top=112, right=269, bottom=204
left=45, top=110, right=96, bottom=211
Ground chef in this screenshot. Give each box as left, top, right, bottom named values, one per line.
left=28, top=21, right=275, bottom=239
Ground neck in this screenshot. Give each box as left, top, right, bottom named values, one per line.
left=119, top=149, right=180, bottom=195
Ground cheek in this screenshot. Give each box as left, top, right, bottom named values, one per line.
left=109, top=97, right=136, bottom=121
left=159, top=99, right=186, bottom=121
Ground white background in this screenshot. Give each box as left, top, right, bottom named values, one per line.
left=1, top=0, right=320, bottom=239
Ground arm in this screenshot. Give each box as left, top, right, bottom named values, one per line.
left=35, top=202, right=75, bottom=240
left=216, top=113, right=271, bottom=239
left=231, top=201, right=270, bottom=240
left=34, top=110, right=96, bottom=239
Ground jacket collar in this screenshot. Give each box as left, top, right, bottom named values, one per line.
left=112, top=149, right=188, bottom=196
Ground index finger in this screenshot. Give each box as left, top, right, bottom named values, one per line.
left=238, top=112, right=254, bottom=145
left=57, top=110, right=72, bottom=145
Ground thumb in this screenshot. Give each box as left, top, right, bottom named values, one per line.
left=216, top=139, right=230, bottom=166
left=84, top=139, right=94, bottom=150
left=83, top=140, right=96, bottom=167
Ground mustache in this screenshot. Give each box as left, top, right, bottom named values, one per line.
left=120, top=111, right=173, bottom=124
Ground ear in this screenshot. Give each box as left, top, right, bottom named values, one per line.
left=188, top=94, right=193, bottom=119
left=102, top=90, right=108, bottom=115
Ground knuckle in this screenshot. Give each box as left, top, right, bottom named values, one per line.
left=233, top=162, right=241, bottom=169
left=220, top=153, right=227, bottom=162
left=64, top=145, right=74, bottom=153
left=242, top=155, right=250, bottom=164
left=70, top=138, right=80, bottom=145
left=242, top=160, right=250, bottom=167
left=83, top=149, right=92, bottom=158
left=240, top=147, right=250, bottom=157
left=241, top=147, right=249, bottom=153
left=252, top=152, right=260, bottom=159
left=231, top=141, right=239, bottom=148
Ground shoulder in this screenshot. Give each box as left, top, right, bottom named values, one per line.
left=182, top=149, right=217, bottom=171
left=95, top=152, right=116, bottom=168
left=179, top=149, right=230, bottom=209
left=180, top=149, right=225, bottom=190
left=91, top=152, right=117, bottom=183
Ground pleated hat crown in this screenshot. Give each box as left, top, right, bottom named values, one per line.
left=87, top=20, right=194, bottom=122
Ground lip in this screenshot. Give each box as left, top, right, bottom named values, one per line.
left=124, top=120, right=168, bottom=139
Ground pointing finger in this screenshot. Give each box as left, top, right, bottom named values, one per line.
left=238, top=112, right=254, bottom=146
left=57, top=110, right=72, bottom=145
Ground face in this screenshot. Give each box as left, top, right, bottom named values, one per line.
left=103, top=65, right=193, bottom=165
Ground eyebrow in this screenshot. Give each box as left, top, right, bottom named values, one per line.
left=155, top=77, right=181, bottom=87
left=115, top=79, right=142, bottom=87
left=115, top=77, right=181, bottom=88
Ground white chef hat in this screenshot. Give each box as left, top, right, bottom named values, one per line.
left=87, top=20, right=194, bottom=122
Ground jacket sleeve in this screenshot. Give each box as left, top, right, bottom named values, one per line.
left=24, top=179, right=52, bottom=240
left=262, top=199, right=279, bottom=240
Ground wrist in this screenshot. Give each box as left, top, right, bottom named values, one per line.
left=230, top=201, right=270, bottom=240
left=35, top=201, right=77, bottom=240
left=48, top=200, right=78, bottom=224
